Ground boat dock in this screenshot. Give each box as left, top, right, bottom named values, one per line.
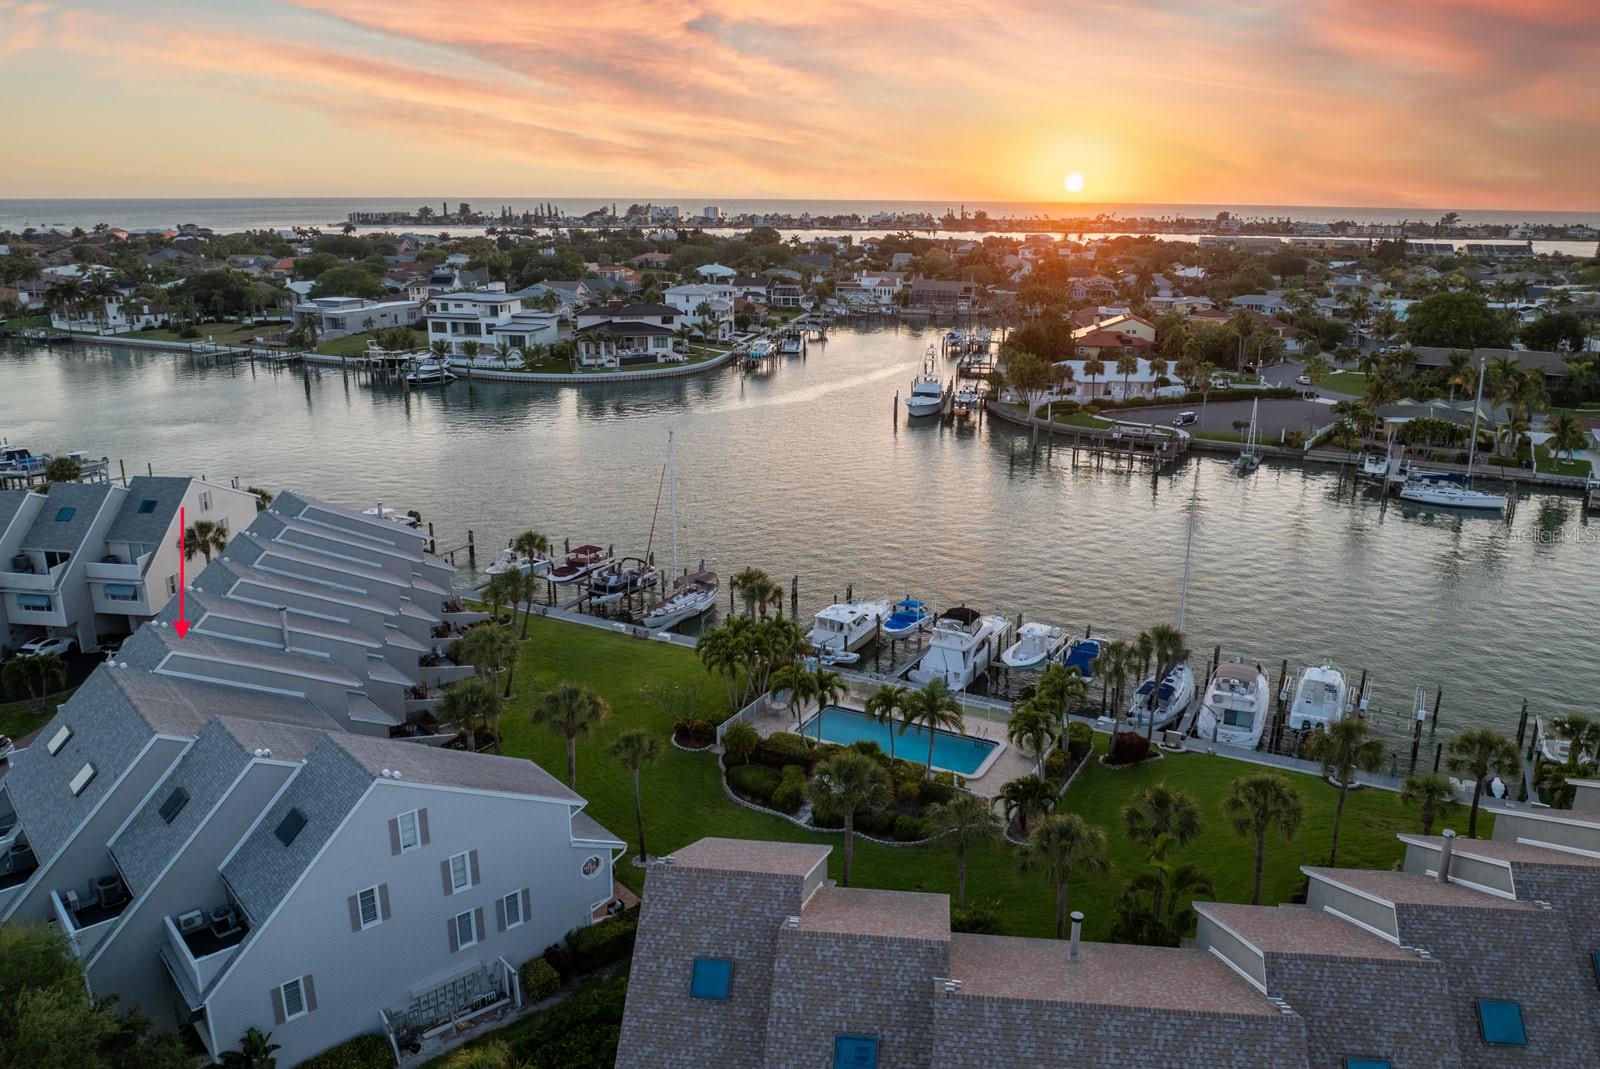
left=1587, top=474, right=1600, bottom=511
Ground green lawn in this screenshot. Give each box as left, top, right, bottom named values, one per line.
left=491, top=616, right=1470, bottom=941
left=0, top=690, right=75, bottom=742
left=1193, top=430, right=1246, bottom=443
left=1322, top=370, right=1367, bottom=395
left=117, top=323, right=281, bottom=345
left=1533, top=446, right=1593, bottom=478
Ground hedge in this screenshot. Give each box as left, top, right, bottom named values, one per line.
left=751, top=731, right=819, bottom=771
left=567, top=908, right=639, bottom=973
left=728, top=763, right=782, bottom=805
left=438, top=972, right=628, bottom=1069
left=519, top=957, right=561, bottom=1003
left=1066, top=721, right=1094, bottom=760
left=771, top=765, right=807, bottom=813
left=299, top=1033, right=392, bottom=1069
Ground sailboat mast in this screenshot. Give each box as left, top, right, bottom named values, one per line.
left=1177, top=467, right=1199, bottom=630
left=1465, top=356, right=1486, bottom=484
left=667, top=430, right=678, bottom=578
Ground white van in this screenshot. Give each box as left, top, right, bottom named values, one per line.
left=1173, top=411, right=1198, bottom=426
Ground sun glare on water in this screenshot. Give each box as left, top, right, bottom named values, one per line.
left=1064, top=171, right=1085, bottom=194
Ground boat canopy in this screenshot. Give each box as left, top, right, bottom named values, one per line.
left=939, top=606, right=982, bottom=626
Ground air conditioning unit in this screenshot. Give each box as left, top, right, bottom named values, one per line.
left=64, top=890, right=81, bottom=914
left=177, top=910, right=206, bottom=934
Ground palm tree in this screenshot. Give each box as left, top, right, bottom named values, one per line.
left=1000, top=774, right=1056, bottom=836
left=925, top=793, right=1000, bottom=905
left=1122, top=783, right=1201, bottom=863
left=481, top=571, right=524, bottom=626
left=811, top=667, right=847, bottom=717
left=183, top=519, right=230, bottom=563
left=1551, top=713, right=1600, bottom=773
left=456, top=620, right=519, bottom=705
left=1022, top=813, right=1109, bottom=938
left=696, top=625, right=744, bottom=711
left=460, top=339, right=482, bottom=365
left=531, top=682, right=610, bottom=788
left=1082, top=356, right=1105, bottom=400
left=221, top=1026, right=280, bottom=1069
left=1115, top=352, right=1139, bottom=400
left=1100, top=638, right=1132, bottom=713
left=1446, top=728, right=1519, bottom=838
left=1399, top=772, right=1458, bottom=836
left=1006, top=700, right=1059, bottom=776
left=2, top=653, right=68, bottom=711
left=245, top=486, right=274, bottom=512
left=1033, top=662, right=1088, bottom=725
left=513, top=529, right=551, bottom=565
left=1545, top=414, right=1588, bottom=462
left=1140, top=624, right=1189, bottom=744
left=863, top=684, right=912, bottom=771
left=807, top=751, right=890, bottom=886
left=1306, top=717, right=1386, bottom=862
left=1221, top=773, right=1303, bottom=904
left=494, top=340, right=515, bottom=368
left=1110, top=861, right=1215, bottom=946
left=439, top=678, right=499, bottom=753
left=904, top=679, right=964, bottom=779
left=608, top=729, right=661, bottom=862
left=1445, top=349, right=1474, bottom=401
left=429, top=338, right=451, bottom=361
left=769, top=662, right=818, bottom=736
left=720, top=720, right=759, bottom=765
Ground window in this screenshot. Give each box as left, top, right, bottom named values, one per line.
left=689, top=958, right=732, bottom=1000
left=397, top=810, right=420, bottom=852
left=1476, top=1000, right=1526, bottom=1046
left=357, top=886, right=381, bottom=929
left=275, top=807, right=308, bottom=846
left=199, top=491, right=212, bottom=511
left=46, top=724, right=72, bottom=755
left=448, top=851, right=471, bottom=893
left=104, top=583, right=139, bottom=602
left=165, top=575, right=177, bottom=596
left=280, top=978, right=308, bottom=1021
left=502, top=891, right=523, bottom=929
left=454, top=910, right=477, bottom=949
left=581, top=855, right=602, bottom=878
left=136, top=499, right=158, bottom=514
left=1344, top=1060, right=1392, bottom=1069
left=17, top=593, right=52, bottom=611
left=158, top=786, right=189, bottom=823
left=833, top=1034, right=878, bottom=1068
left=55, top=507, right=75, bottom=522
left=68, top=763, right=97, bottom=796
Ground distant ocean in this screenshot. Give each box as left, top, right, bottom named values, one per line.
left=3, top=197, right=1599, bottom=234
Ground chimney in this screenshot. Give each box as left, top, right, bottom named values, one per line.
left=1069, top=911, right=1084, bottom=962
left=1436, top=829, right=1455, bottom=884
left=280, top=606, right=291, bottom=651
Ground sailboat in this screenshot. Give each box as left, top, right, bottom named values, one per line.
left=643, top=430, right=720, bottom=630
left=1398, top=356, right=1506, bottom=511
left=1234, top=397, right=1260, bottom=472
left=1127, top=469, right=1200, bottom=732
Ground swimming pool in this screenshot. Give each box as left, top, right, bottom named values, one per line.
left=798, top=707, right=1000, bottom=777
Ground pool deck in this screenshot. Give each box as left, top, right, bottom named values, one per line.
left=744, top=695, right=1034, bottom=798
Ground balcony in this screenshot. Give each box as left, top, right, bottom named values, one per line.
left=52, top=873, right=130, bottom=956
left=85, top=551, right=151, bottom=582
left=163, top=904, right=249, bottom=999
left=0, top=558, right=67, bottom=592
left=0, top=837, right=36, bottom=891
left=382, top=960, right=517, bottom=1060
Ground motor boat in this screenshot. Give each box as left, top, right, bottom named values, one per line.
left=1126, top=662, right=1196, bottom=731
left=1397, top=471, right=1507, bottom=512
left=1001, top=622, right=1064, bottom=670
left=0, top=445, right=50, bottom=476
left=905, top=348, right=945, bottom=417
left=1194, top=660, right=1270, bottom=748
left=1534, top=716, right=1594, bottom=767
left=818, top=647, right=859, bottom=667
left=548, top=544, right=612, bottom=585
left=361, top=505, right=423, bottom=529
left=1287, top=663, right=1348, bottom=732
left=747, top=338, right=773, bottom=361
left=643, top=570, right=719, bottom=630
left=944, top=330, right=963, bottom=350
left=405, top=356, right=456, bottom=386
left=777, top=331, right=803, bottom=355
left=1360, top=451, right=1393, bottom=480
left=954, top=385, right=980, bottom=417
left=587, top=557, right=658, bottom=605
left=808, top=600, right=891, bottom=656
left=1058, top=636, right=1103, bottom=682
left=483, top=546, right=551, bottom=579
left=881, top=598, right=933, bottom=639
left=907, top=606, right=1009, bottom=690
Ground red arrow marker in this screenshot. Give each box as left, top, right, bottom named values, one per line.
left=173, top=506, right=191, bottom=639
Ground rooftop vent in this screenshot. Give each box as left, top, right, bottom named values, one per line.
left=785, top=915, right=800, bottom=929
left=1069, top=911, right=1084, bottom=963
left=1437, top=829, right=1456, bottom=884
left=943, top=979, right=963, bottom=993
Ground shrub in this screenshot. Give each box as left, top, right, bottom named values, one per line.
left=542, top=941, right=576, bottom=982
left=1043, top=748, right=1072, bottom=782
left=854, top=806, right=897, bottom=837
left=752, top=731, right=817, bottom=771
left=489, top=971, right=628, bottom=1069
left=519, top=957, right=561, bottom=1003
left=950, top=902, right=1005, bottom=935
left=298, top=1034, right=392, bottom=1069
left=847, top=739, right=888, bottom=765
left=893, top=814, right=930, bottom=841
left=1108, top=730, right=1152, bottom=765
left=771, top=764, right=807, bottom=813
left=1066, top=721, right=1094, bottom=760
left=919, top=777, right=956, bottom=806
left=566, top=909, right=638, bottom=973
left=728, top=763, right=781, bottom=804
left=178, top=324, right=200, bottom=338
left=895, top=776, right=922, bottom=805
left=720, top=720, right=759, bottom=765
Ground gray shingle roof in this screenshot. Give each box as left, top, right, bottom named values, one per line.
left=21, top=483, right=112, bottom=552
left=104, top=476, right=190, bottom=546
left=669, top=837, right=829, bottom=877
left=329, top=733, right=582, bottom=802
left=571, top=810, right=625, bottom=845
left=0, top=490, right=30, bottom=534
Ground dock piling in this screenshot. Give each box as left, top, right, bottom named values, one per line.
left=1515, top=700, right=1528, bottom=747
left=1430, top=687, right=1442, bottom=731
left=466, top=529, right=476, bottom=569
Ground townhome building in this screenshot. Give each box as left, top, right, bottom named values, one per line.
left=423, top=288, right=561, bottom=357
left=617, top=788, right=1600, bottom=1068
left=292, top=296, right=422, bottom=341
left=0, top=477, right=257, bottom=654
left=0, top=490, right=623, bottom=1068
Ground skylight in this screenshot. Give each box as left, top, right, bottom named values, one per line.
left=158, top=786, right=190, bottom=824
left=137, top=499, right=158, bottom=514
left=833, top=1034, right=878, bottom=1069
left=275, top=807, right=308, bottom=846
left=55, top=507, right=76, bottom=522
left=68, top=763, right=97, bottom=797
left=46, top=724, right=73, bottom=755
left=1476, top=1000, right=1526, bottom=1046
left=689, top=958, right=732, bottom=1001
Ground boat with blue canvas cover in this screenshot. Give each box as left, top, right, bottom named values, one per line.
left=1127, top=662, right=1196, bottom=730
left=881, top=597, right=932, bottom=638
left=1058, top=635, right=1103, bottom=681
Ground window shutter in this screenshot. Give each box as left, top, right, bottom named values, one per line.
left=441, top=859, right=453, bottom=896
left=520, top=887, right=531, bottom=921
left=474, top=907, right=485, bottom=942
left=388, top=818, right=401, bottom=856
left=303, top=975, right=317, bottom=1013
left=447, top=917, right=459, bottom=953
left=378, top=883, right=391, bottom=921
left=271, top=987, right=286, bottom=1025
left=347, top=894, right=361, bottom=932
left=418, top=808, right=430, bottom=845
left=469, top=849, right=480, bottom=886
left=496, top=898, right=507, bottom=933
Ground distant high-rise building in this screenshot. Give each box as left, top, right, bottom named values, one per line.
left=704, top=206, right=720, bottom=220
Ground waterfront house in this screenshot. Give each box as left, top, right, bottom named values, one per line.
left=0, top=477, right=257, bottom=655
left=907, top=279, right=978, bottom=314
left=768, top=283, right=804, bottom=309
left=632, top=252, right=673, bottom=270
left=292, top=296, right=422, bottom=341
left=424, top=288, right=561, bottom=358
left=696, top=263, right=737, bottom=281
left=616, top=789, right=1600, bottom=1068
left=523, top=279, right=592, bottom=315
left=0, top=491, right=623, bottom=1069
left=574, top=303, right=684, bottom=366
left=1186, top=308, right=1303, bottom=354
left=1404, top=347, right=1570, bottom=391
left=50, top=295, right=172, bottom=334
left=1051, top=356, right=1172, bottom=402
left=664, top=284, right=736, bottom=340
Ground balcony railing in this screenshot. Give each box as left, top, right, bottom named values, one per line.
left=85, top=552, right=151, bottom=581
left=0, top=560, right=67, bottom=591
left=163, top=905, right=249, bottom=997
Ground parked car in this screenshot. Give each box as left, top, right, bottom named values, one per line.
left=1173, top=411, right=1198, bottom=426
left=17, top=635, right=76, bottom=658
left=1296, top=374, right=1313, bottom=385
left=1209, top=376, right=1232, bottom=390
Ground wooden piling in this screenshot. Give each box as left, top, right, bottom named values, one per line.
left=1515, top=700, right=1528, bottom=747
left=466, top=529, right=476, bottom=569
left=1432, top=742, right=1443, bottom=773
left=1430, top=686, right=1442, bottom=731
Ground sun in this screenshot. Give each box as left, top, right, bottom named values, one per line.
left=1063, top=171, right=1085, bottom=194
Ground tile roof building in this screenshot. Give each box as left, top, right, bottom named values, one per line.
left=0, top=491, right=622, bottom=1068
left=618, top=784, right=1600, bottom=1068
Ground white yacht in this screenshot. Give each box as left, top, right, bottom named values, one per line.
left=905, top=347, right=945, bottom=417
left=483, top=547, right=551, bottom=579
left=808, top=599, right=891, bottom=656
left=404, top=357, right=456, bottom=386
left=1287, top=663, right=1349, bottom=732
left=361, top=505, right=423, bottom=529
left=1126, top=662, right=1196, bottom=731
left=1194, top=660, right=1270, bottom=748
left=908, top=606, right=1009, bottom=690
left=1001, top=622, right=1064, bottom=670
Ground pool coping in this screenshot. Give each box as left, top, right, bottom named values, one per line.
left=798, top=705, right=1011, bottom=781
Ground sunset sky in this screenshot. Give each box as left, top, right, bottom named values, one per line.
left=3, top=0, right=1597, bottom=209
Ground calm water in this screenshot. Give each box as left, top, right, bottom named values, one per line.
left=1, top=329, right=1594, bottom=747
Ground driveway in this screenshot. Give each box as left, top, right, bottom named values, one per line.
left=1116, top=396, right=1338, bottom=440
